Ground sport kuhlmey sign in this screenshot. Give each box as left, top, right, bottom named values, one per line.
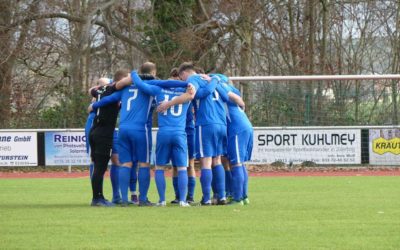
left=369, top=129, right=400, bottom=165
left=45, top=131, right=90, bottom=166
left=249, top=129, right=361, bottom=165
left=0, top=132, right=38, bottom=166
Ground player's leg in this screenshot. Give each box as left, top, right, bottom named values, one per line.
left=172, top=132, right=189, bottom=206
left=229, top=130, right=252, bottom=205
left=110, top=153, right=121, bottom=204
left=242, top=129, right=253, bottom=205
left=222, top=156, right=232, bottom=201
left=90, top=130, right=114, bottom=206
left=154, top=165, right=166, bottom=206
left=110, top=130, right=121, bottom=204
left=177, top=166, right=189, bottom=207
left=230, top=163, right=244, bottom=205
left=129, top=161, right=138, bottom=204
left=212, top=156, right=226, bottom=204
left=170, top=167, right=179, bottom=204
left=136, top=128, right=154, bottom=206
left=154, top=131, right=171, bottom=207
left=241, top=165, right=249, bottom=204
left=187, top=158, right=196, bottom=203
left=85, top=113, right=95, bottom=179
left=186, top=131, right=196, bottom=203
left=87, top=128, right=94, bottom=179
left=211, top=124, right=227, bottom=205
left=227, top=133, right=243, bottom=203
left=91, top=153, right=113, bottom=206
left=196, top=125, right=213, bottom=205
left=117, top=129, right=134, bottom=205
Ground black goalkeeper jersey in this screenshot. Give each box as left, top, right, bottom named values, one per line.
left=91, top=84, right=119, bottom=129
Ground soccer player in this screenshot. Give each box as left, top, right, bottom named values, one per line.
left=131, top=71, right=194, bottom=206
left=129, top=62, right=158, bottom=204
left=86, top=77, right=121, bottom=204
left=168, top=68, right=196, bottom=204
left=85, top=77, right=113, bottom=178
left=89, top=68, right=188, bottom=206
left=158, top=62, right=227, bottom=205
left=88, top=71, right=127, bottom=206
left=213, top=74, right=253, bottom=205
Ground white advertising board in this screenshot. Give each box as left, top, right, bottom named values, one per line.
left=0, top=132, right=38, bottom=166
left=249, top=129, right=361, bottom=165
left=369, top=129, right=400, bottom=165
left=45, top=131, right=90, bottom=166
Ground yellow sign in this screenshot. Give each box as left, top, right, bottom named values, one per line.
left=372, top=137, right=400, bottom=155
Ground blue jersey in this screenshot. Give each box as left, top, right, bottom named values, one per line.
left=216, top=82, right=252, bottom=135
left=92, top=85, right=151, bottom=131
left=131, top=72, right=190, bottom=132
left=92, top=72, right=187, bottom=131
left=188, top=74, right=226, bottom=127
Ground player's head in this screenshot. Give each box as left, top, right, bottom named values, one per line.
left=178, top=62, right=196, bottom=81
left=113, top=69, right=129, bottom=82
left=169, top=67, right=179, bottom=80
left=96, top=77, right=112, bottom=86
left=194, top=66, right=205, bottom=74
left=209, top=73, right=229, bottom=83
left=139, top=62, right=157, bottom=77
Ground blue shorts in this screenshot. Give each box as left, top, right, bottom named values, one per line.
left=112, top=130, right=119, bottom=155
left=85, top=113, right=95, bottom=154
left=195, top=124, right=227, bottom=159
left=118, top=128, right=151, bottom=164
left=187, top=132, right=195, bottom=159
left=156, top=130, right=188, bottom=167
left=227, top=129, right=253, bottom=165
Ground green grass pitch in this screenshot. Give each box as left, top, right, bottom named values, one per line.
left=0, top=176, right=399, bottom=249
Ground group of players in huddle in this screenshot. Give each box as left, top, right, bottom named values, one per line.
left=86, top=61, right=253, bottom=207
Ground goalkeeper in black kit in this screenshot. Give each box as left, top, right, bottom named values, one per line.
left=89, top=69, right=128, bottom=206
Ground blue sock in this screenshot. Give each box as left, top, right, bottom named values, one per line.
left=188, top=176, right=196, bottom=199
left=178, top=169, right=188, bottom=202
left=242, top=165, right=248, bottom=199
left=138, top=167, right=151, bottom=202
left=129, top=163, right=137, bottom=193
left=172, top=176, right=179, bottom=200
left=200, top=168, right=212, bottom=202
left=118, top=166, right=131, bottom=202
left=213, top=165, right=226, bottom=200
left=155, top=169, right=165, bottom=203
left=110, top=164, right=120, bottom=200
left=225, top=170, right=232, bottom=197
left=211, top=168, right=218, bottom=199
left=89, top=163, right=94, bottom=179
left=232, top=166, right=244, bottom=201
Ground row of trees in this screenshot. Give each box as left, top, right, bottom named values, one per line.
left=1, top=0, right=399, bottom=128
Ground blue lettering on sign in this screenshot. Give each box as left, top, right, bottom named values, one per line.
left=54, top=134, right=86, bottom=143
left=0, top=136, right=12, bottom=142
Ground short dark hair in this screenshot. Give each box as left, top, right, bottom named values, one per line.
left=139, top=62, right=156, bottom=74
left=169, top=67, right=179, bottom=78
left=113, top=69, right=129, bottom=82
left=178, top=62, right=195, bottom=75
left=194, top=66, right=205, bottom=74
